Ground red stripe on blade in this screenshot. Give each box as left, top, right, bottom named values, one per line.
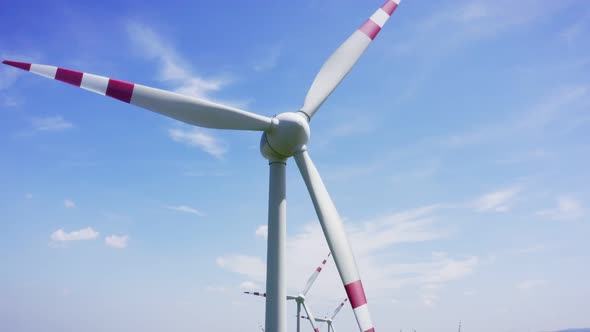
left=315, top=329, right=320, bottom=332
left=316, top=267, right=322, bottom=272
left=381, top=0, right=398, bottom=15
left=359, top=19, right=381, bottom=40
left=364, top=328, right=375, bottom=332
left=55, top=68, right=83, bottom=87
left=106, top=79, right=134, bottom=103
left=345, top=280, right=368, bottom=309
left=3, top=60, right=31, bottom=71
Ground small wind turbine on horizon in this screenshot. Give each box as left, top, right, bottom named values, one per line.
left=245, top=253, right=332, bottom=332
left=300, top=298, right=349, bottom=332
left=2, top=1, right=402, bottom=331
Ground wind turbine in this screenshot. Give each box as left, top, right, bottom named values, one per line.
left=2, top=1, right=401, bottom=331
left=245, top=253, right=332, bottom=332
left=300, top=298, right=349, bottom=332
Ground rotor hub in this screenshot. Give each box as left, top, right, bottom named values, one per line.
left=260, top=112, right=310, bottom=160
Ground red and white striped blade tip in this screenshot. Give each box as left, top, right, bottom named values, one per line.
left=293, top=150, right=376, bottom=332
left=2, top=60, right=272, bottom=131
left=3, top=60, right=31, bottom=70
left=299, top=0, right=401, bottom=120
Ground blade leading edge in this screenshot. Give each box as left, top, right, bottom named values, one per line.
left=2, top=60, right=272, bottom=131
left=294, top=149, right=375, bottom=332
left=299, top=0, right=401, bottom=120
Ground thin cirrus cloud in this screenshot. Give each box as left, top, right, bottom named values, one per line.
left=126, top=22, right=230, bottom=101
left=473, top=186, right=521, bottom=212
left=31, top=116, right=74, bottom=132
left=537, top=196, right=585, bottom=221
left=51, top=227, right=99, bottom=242
left=216, top=255, right=266, bottom=282
left=239, top=281, right=260, bottom=290
left=64, top=199, right=76, bottom=208
left=255, top=225, right=268, bottom=239
left=217, top=204, right=476, bottom=306
left=516, top=279, right=548, bottom=291
left=252, top=44, right=281, bottom=72
left=105, top=235, right=129, bottom=249
left=168, top=128, right=226, bottom=158
left=165, top=204, right=206, bottom=217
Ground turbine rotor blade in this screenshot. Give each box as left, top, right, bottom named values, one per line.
left=294, top=149, right=375, bottom=332
left=301, top=302, right=320, bottom=332
left=298, top=316, right=329, bottom=323
left=243, top=291, right=267, bottom=298
left=331, top=298, right=348, bottom=320
left=2, top=60, right=272, bottom=131
left=243, top=291, right=297, bottom=301
left=299, top=0, right=401, bottom=120
left=302, top=252, right=331, bottom=295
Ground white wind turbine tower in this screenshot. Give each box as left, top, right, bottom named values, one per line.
left=3, top=1, right=401, bottom=331
left=300, top=298, right=349, bottom=332
left=245, top=253, right=332, bottom=332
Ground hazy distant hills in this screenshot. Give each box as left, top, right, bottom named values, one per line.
left=554, top=329, right=590, bottom=332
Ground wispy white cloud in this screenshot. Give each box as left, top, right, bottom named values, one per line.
left=31, top=116, right=74, bottom=132
left=168, top=128, right=226, bottom=158
left=517, top=85, right=589, bottom=131
left=64, top=199, right=76, bottom=208
left=442, top=85, right=590, bottom=148
left=126, top=22, right=232, bottom=101
left=217, top=205, right=477, bottom=303
left=537, top=196, right=585, bottom=221
left=204, top=285, right=228, bottom=293
left=216, top=255, right=266, bottom=282
left=166, top=205, right=206, bottom=217
left=473, top=186, right=521, bottom=212
left=51, top=227, right=99, bottom=242
left=419, top=0, right=573, bottom=43
left=0, top=53, right=40, bottom=91
left=239, top=281, right=260, bottom=290
left=25, top=193, right=33, bottom=199
left=252, top=44, right=281, bottom=72
left=560, top=12, right=590, bottom=46
left=1, top=95, right=20, bottom=108
left=255, top=225, right=268, bottom=240
left=105, top=235, right=129, bottom=249
left=516, top=279, right=548, bottom=291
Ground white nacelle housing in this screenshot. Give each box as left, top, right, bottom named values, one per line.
left=260, top=112, right=310, bottom=161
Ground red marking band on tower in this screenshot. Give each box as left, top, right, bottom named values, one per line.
left=344, top=280, right=368, bottom=309
left=106, top=79, right=135, bottom=103
left=381, top=0, right=398, bottom=15
left=359, top=19, right=381, bottom=40
left=55, top=68, right=83, bottom=87
left=2, top=60, right=31, bottom=71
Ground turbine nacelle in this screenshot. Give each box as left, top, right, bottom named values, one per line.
left=260, top=112, right=310, bottom=161
left=294, top=293, right=306, bottom=304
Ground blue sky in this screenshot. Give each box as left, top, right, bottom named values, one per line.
left=1, top=0, right=589, bottom=331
